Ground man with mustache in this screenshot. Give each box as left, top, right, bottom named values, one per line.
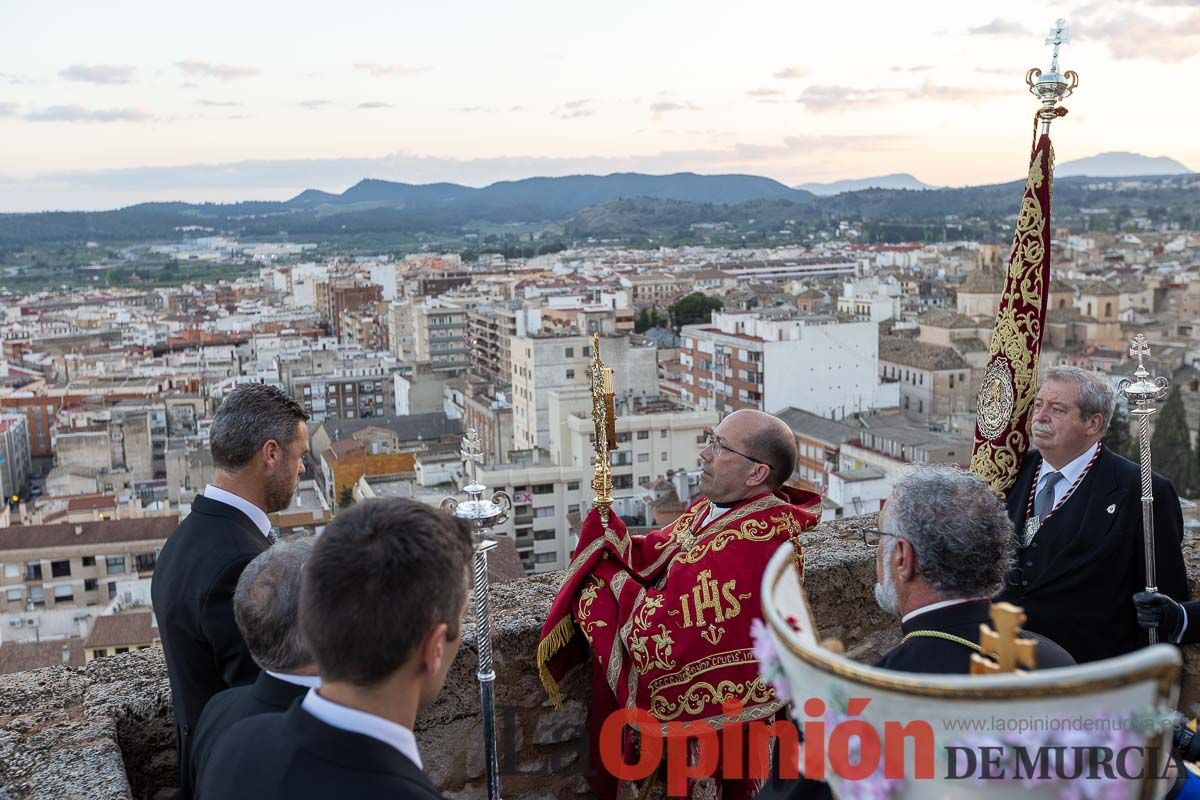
left=994, top=366, right=1187, bottom=663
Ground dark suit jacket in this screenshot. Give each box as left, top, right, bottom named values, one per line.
left=996, top=447, right=1187, bottom=663
left=757, top=603, right=1076, bottom=800
left=197, top=701, right=443, bottom=800
left=190, top=671, right=309, bottom=793
left=150, top=494, right=269, bottom=799
left=875, top=599, right=1076, bottom=672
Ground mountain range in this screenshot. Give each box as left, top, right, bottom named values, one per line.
left=0, top=152, right=1194, bottom=248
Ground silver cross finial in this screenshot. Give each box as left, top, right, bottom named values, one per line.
left=1045, top=18, right=1070, bottom=74
left=1130, top=333, right=1152, bottom=374
left=460, top=428, right=484, bottom=486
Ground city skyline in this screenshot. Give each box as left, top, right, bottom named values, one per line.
left=1, top=0, right=1198, bottom=212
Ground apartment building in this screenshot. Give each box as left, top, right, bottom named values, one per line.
left=468, top=304, right=538, bottom=384
left=338, top=302, right=389, bottom=352
left=413, top=299, right=470, bottom=371
left=0, top=415, right=31, bottom=502
left=0, top=516, right=175, bottom=613
left=877, top=338, right=973, bottom=424
left=325, top=281, right=383, bottom=337
left=510, top=333, right=658, bottom=450
left=678, top=311, right=879, bottom=419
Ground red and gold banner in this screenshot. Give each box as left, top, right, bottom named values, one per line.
left=970, top=133, right=1056, bottom=494
left=537, top=486, right=820, bottom=798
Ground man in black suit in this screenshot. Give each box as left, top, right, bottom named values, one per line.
left=995, top=366, right=1187, bottom=663
left=190, top=536, right=319, bottom=792
left=871, top=465, right=1075, bottom=672
left=198, top=498, right=474, bottom=800
left=151, top=383, right=310, bottom=798
left=757, top=466, right=1076, bottom=800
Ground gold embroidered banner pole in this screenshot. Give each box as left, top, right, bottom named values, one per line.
left=589, top=333, right=616, bottom=526
left=971, top=19, right=1079, bottom=494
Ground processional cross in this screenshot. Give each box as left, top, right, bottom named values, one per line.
left=1044, top=18, right=1070, bottom=75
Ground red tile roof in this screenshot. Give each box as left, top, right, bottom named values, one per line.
left=0, top=638, right=85, bottom=675
left=85, top=611, right=157, bottom=649
left=0, top=516, right=177, bottom=553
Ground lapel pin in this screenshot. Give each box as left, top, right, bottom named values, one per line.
left=1106, top=504, right=1116, bottom=514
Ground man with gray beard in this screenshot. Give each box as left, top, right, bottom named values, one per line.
left=872, top=465, right=1075, bottom=673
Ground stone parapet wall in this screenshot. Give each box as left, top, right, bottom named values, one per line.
left=0, top=515, right=1196, bottom=799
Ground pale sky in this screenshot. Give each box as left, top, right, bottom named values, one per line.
left=1, top=0, right=1197, bottom=212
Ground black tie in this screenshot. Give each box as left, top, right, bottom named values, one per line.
left=1034, top=471, right=1063, bottom=522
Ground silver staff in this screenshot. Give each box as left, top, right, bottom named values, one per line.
left=442, top=429, right=512, bottom=800
left=1117, top=334, right=1170, bottom=644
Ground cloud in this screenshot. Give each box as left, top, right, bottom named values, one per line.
left=297, top=100, right=334, bottom=111
left=556, top=98, right=595, bottom=119
left=890, top=65, right=934, bottom=73
left=175, top=60, right=260, bottom=81
left=25, top=105, right=155, bottom=123
left=1075, top=9, right=1200, bottom=62
left=0, top=72, right=26, bottom=85
left=798, top=82, right=1006, bottom=111
left=357, top=101, right=392, bottom=109
left=199, top=99, right=242, bottom=108
left=59, top=64, right=136, bottom=85
left=968, top=18, right=1033, bottom=35
left=0, top=103, right=18, bottom=117
left=773, top=66, right=808, bottom=79
left=747, top=88, right=783, bottom=97
left=650, top=100, right=701, bottom=119
left=353, top=63, right=429, bottom=77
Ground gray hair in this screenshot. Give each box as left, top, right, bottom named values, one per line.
left=885, top=465, right=1014, bottom=599
left=210, top=383, right=310, bottom=471
left=1042, top=366, right=1116, bottom=433
left=234, top=536, right=316, bottom=672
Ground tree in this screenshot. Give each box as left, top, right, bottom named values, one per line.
left=337, top=486, right=355, bottom=510
left=668, top=292, right=723, bottom=331
left=1102, top=401, right=1136, bottom=461
left=1148, top=384, right=1195, bottom=496
left=634, top=307, right=667, bottom=334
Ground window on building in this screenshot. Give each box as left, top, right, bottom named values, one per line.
left=535, top=553, right=556, bottom=564
left=661, top=452, right=668, bottom=461
left=904, top=397, right=910, bottom=410
left=105, top=556, right=126, bottom=574
left=567, top=481, right=580, bottom=491
left=3, top=563, right=18, bottom=579
left=50, top=560, right=71, bottom=578
left=108, top=582, right=118, bottom=600
left=638, top=453, right=650, bottom=463
left=93, top=649, right=108, bottom=658
left=660, top=430, right=668, bottom=438
left=81, top=556, right=95, bottom=568
left=534, top=530, right=556, bottom=541
left=613, top=475, right=634, bottom=489
left=918, top=400, right=924, bottom=414
left=616, top=432, right=631, bottom=443
left=115, top=647, right=129, bottom=654
left=29, top=585, right=45, bottom=607
left=949, top=375, right=955, bottom=388
left=53, top=584, right=73, bottom=603
left=84, top=578, right=98, bottom=592
left=134, top=553, right=157, bottom=573
left=534, top=506, right=555, bottom=518
left=610, top=451, right=633, bottom=467
left=565, top=347, right=574, bottom=358
left=532, top=483, right=554, bottom=495
left=582, top=346, right=591, bottom=357
left=567, top=504, right=580, bottom=515
left=5, top=588, right=21, bottom=602
left=566, top=369, right=575, bottom=380
left=25, top=562, right=42, bottom=581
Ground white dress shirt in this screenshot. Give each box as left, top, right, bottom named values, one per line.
left=901, top=598, right=976, bottom=625
left=1036, top=442, right=1098, bottom=509
left=266, top=671, right=322, bottom=689
left=301, top=689, right=422, bottom=768
left=203, top=484, right=272, bottom=539
left=701, top=502, right=733, bottom=529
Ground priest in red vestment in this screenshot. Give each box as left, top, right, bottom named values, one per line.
left=537, top=409, right=821, bottom=799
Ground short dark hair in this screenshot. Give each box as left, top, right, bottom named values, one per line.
left=300, top=498, right=474, bottom=687
left=234, top=536, right=315, bottom=672
left=209, top=383, right=309, bottom=471
left=749, top=421, right=798, bottom=491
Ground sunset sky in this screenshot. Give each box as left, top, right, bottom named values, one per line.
left=1, top=0, right=1197, bottom=212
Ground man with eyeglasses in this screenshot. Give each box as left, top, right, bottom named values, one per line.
left=870, top=465, right=1074, bottom=673
left=538, top=409, right=821, bottom=798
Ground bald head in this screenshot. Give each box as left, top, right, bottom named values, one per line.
left=699, top=410, right=798, bottom=503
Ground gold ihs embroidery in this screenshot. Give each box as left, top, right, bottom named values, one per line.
left=673, top=569, right=752, bottom=629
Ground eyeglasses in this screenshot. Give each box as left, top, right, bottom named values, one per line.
left=862, top=528, right=898, bottom=548
left=702, top=433, right=768, bottom=467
